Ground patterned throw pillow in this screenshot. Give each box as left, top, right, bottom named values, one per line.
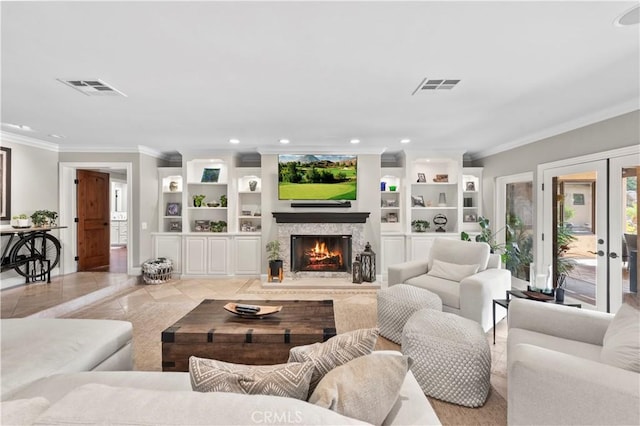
left=288, top=328, right=379, bottom=395
left=189, top=356, right=314, bottom=400
left=309, top=352, right=411, bottom=425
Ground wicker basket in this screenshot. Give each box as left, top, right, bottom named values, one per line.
left=142, top=258, right=173, bottom=284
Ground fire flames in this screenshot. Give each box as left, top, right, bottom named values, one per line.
left=303, top=240, right=343, bottom=269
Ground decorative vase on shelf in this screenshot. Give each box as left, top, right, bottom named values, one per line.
left=380, top=182, right=386, bottom=191
left=169, top=181, right=179, bottom=192
left=438, top=192, right=447, bottom=207
left=249, top=180, right=258, bottom=192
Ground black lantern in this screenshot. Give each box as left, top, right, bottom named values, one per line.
left=352, top=254, right=363, bottom=284
left=361, top=242, right=376, bottom=283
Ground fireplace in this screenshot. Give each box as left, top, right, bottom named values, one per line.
left=291, top=235, right=352, bottom=273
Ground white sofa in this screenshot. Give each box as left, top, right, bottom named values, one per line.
left=5, top=351, right=441, bottom=425
left=0, top=318, right=133, bottom=400
left=1, top=318, right=440, bottom=425
left=388, top=238, right=511, bottom=331
left=507, top=298, right=640, bottom=425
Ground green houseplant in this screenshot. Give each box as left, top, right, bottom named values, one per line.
left=192, top=194, right=206, bottom=207
left=411, top=219, right=430, bottom=232
left=461, top=216, right=518, bottom=265
left=265, top=240, right=283, bottom=281
left=30, top=210, right=58, bottom=227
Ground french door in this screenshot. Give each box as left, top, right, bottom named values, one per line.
left=541, top=150, right=638, bottom=313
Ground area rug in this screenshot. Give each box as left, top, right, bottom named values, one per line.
left=66, top=280, right=508, bottom=425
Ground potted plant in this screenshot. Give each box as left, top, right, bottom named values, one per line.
left=210, top=220, right=227, bottom=232
left=11, top=214, right=30, bottom=228
left=220, top=194, right=228, bottom=208
left=265, top=240, right=283, bottom=281
left=460, top=216, right=518, bottom=266
left=192, top=194, right=206, bottom=207
left=30, top=210, right=58, bottom=227
left=411, top=219, right=430, bottom=232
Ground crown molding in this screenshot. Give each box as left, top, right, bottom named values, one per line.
left=0, top=131, right=59, bottom=152
left=469, top=99, right=640, bottom=161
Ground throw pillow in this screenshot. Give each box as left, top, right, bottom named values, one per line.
left=427, top=258, right=479, bottom=281
left=288, top=328, right=379, bottom=395
left=1, top=397, right=50, bottom=426
left=308, top=352, right=411, bottom=425
left=601, top=303, right=640, bottom=373
left=189, top=356, right=314, bottom=400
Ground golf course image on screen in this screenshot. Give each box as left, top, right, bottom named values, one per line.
left=278, top=154, right=357, bottom=200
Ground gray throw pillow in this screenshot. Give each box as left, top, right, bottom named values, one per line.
left=308, top=352, right=411, bottom=425
left=288, top=328, right=379, bottom=395
left=601, top=303, right=640, bottom=372
left=189, top=356, right=314, bottom=400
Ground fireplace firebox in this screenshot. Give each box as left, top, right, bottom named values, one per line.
left=291, top=235, right=352, bottom=272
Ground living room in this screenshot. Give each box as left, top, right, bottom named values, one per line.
left=1, top=1, right=639, bottom=425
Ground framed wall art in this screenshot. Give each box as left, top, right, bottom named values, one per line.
left=0, top=147, right=11, bottom=220
left=166, top=202, right=181, bottom=216
left=201, top=168, right=220, bottom=183
left=411, top=195, right=425, bottom=207
left=417, top=172, right=426, bottom=183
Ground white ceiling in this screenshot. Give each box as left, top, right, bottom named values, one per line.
left=1, top=1, right=639, bottom=159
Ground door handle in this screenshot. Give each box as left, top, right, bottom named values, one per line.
left=598, top=239, right=604, bottom=244
left=597, top=250, right=605, bottom=256
left=610, top=252, right=618, bottom=259
left=104, top=223, right=109, bottom=226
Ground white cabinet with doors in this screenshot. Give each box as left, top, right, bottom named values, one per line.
left=152, top=234, right=182, bottom=274
left=184, top=235, right=230, bottom=275
left=234, top=236, right=262, bottom=274
left=381, top=234, right=405, bottom=282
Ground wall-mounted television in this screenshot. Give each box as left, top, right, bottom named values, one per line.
left=278, top=154, right=357, bottom=200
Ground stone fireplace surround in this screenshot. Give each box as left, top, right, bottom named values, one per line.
left=272, top=212, right=369, bottom=280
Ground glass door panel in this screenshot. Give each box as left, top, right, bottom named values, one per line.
left=543, top=161, right=607, bottom=311
left=610, top=156, right=639, bottom=312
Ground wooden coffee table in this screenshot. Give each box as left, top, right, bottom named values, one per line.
left=161, top=299, right=336, bottom=371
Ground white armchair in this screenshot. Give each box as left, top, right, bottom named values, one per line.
left=387, top=238, right=511, bottom=332
left=507, top=298, right=640, bottom=425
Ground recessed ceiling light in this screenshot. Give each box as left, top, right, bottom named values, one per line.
left=615, top=4, right=640, bottom=26
left=49, top=134, right=66, bottom=139
left=229, top=139, right=240, bottom=144
left=279, top=139, right=290, bottom=144
left=401, top=139, right=411, bottom=144
left=350, top=139, right=360, bottom=144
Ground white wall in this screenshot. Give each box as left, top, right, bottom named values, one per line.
left=0, top=139, right=59, bottom=288
left=474, top=110, right=640, bottom=223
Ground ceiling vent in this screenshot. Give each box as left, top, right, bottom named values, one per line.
left=57, top=79, right=127, bottom=97
left=412, top=78, right=460, bottom=95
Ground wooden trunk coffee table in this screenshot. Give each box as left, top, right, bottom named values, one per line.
left=161, top=299, right=336, bottom=371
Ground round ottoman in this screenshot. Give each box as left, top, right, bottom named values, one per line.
left=377, top=284, right=442, bottom=344
left=402, top=309, right=491, bottom=407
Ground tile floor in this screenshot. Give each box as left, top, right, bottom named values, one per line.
left=0, top=272, right=510, bottom=399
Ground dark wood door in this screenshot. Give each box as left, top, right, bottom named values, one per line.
left=77, top=169, right=110, bottom=271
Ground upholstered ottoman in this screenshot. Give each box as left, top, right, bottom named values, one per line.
left=402, top=309, right=491, bottom=407
left=377, top=284, right=442, bottom=344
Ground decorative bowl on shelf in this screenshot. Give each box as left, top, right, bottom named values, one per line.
left=206, top=202, right=220, bottom=207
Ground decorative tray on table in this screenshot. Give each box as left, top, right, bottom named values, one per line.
left=522, top=290, right=554, bottom=301
left=223, top=303, right=283, bottom=318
